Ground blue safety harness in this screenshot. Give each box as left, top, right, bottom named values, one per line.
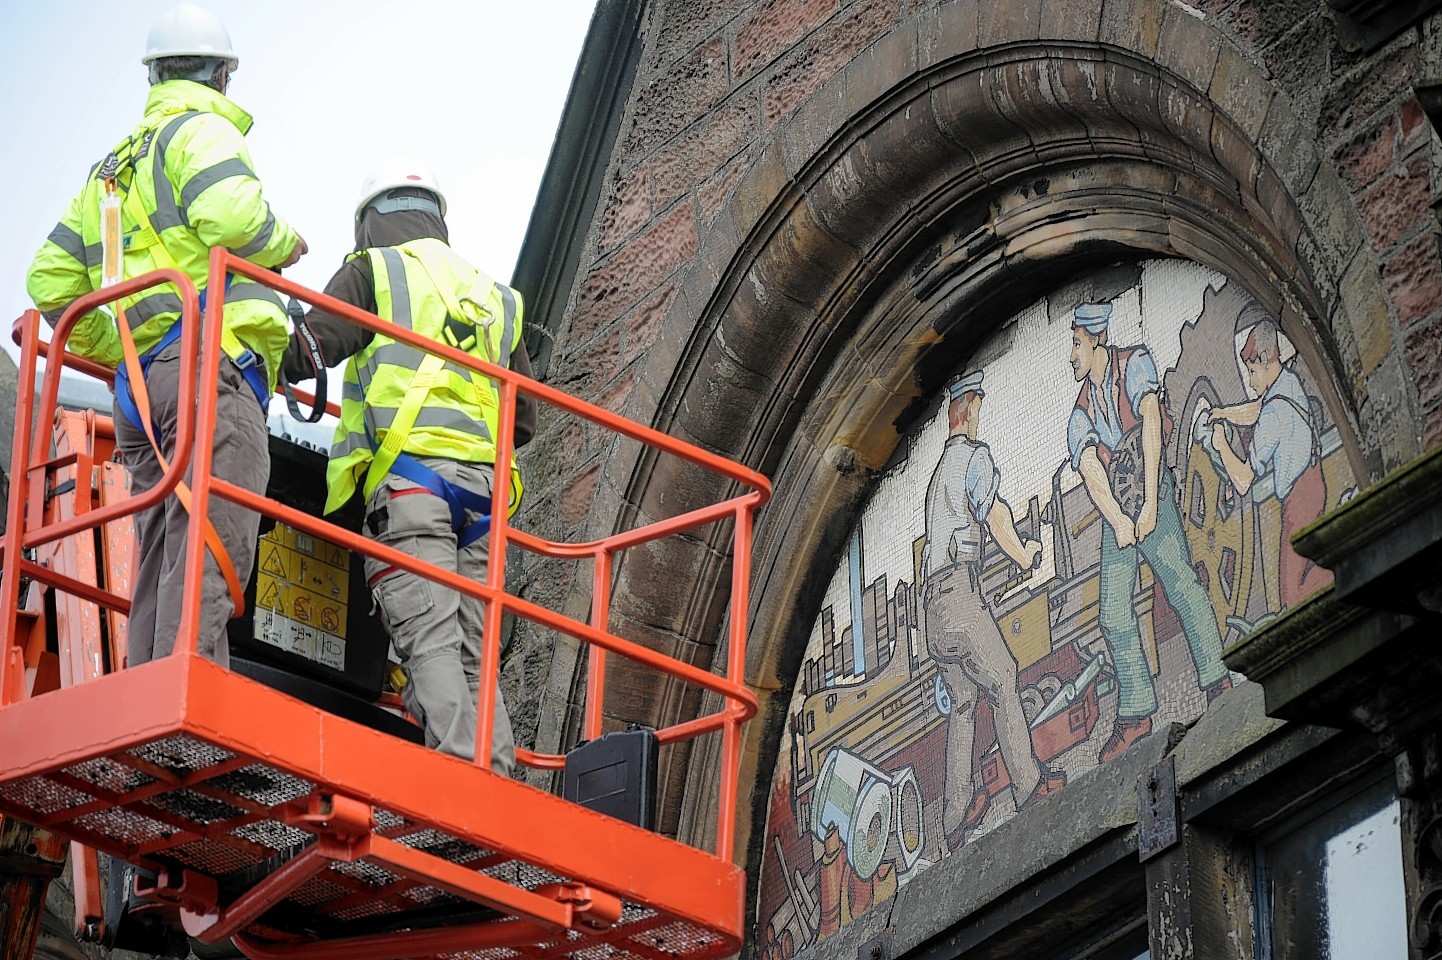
left=381, top=450, right=494, bottom=549
left=114, top=275, right=271, bottom=432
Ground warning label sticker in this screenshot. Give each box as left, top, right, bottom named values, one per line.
left=254, top=606, right=346, bottom=671
left=253, top=522, right=349, bottom=669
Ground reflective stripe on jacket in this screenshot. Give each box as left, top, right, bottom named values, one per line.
left=325, top=237, right=525, bottom=515
left=26, top=80, right=298, bottom=387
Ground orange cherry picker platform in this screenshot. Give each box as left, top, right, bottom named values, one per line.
left=0, top=247, right=770, bottom=960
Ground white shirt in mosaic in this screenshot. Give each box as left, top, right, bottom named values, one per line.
left=924, top=436, right=998, bottom=574
left=1250, top=365, right=1315, bottom=500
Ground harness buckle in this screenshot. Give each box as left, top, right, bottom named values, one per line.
left=231, top=347, right=261, bottom=372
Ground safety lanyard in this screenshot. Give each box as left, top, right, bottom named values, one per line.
left=102, top=177, right=248, bottom=617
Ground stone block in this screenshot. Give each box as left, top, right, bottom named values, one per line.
left=762, top=0, right=901, bottom=127
left=1338, top=247, right=1397, bottom=378
left=1360, top=352, right=1421, bottom=470
left=1037, top=0, right=1102, bottom=42
left=574, top=202, right=699, bottom=341
left=628, top=36, right=731, bottom=150
left=643, top=0, right=751, bottom=75
left=801, top=133, right=912, bottom=259
left=841, top=16, right=918, bottom=117
left=1158, top=78, right=1216, bottom=158
left=1098, top=0, right=1165, bottom=59
left=1400, top=94, right=1428, bottom=147
left=698, top=152, right=751, bottom=224
left=1208, top=111, right=1261, bottom=197
left=624, top=285, right=680, bottom=363
left=650, top=98, right=760, bottom=211
left=1356, top=152, right=1432, bottom=254
left=979, top=0, right=1041, bottom=46
left=674, top=335, right=778, bottom=454
left=1404, top=314, right=1442, bottom=421
left=1171, top=680, right=1283, bottom=788
left=597, top=166, right=654, bottom=255
left=1257, top=94, right=1321, bottom=199
left=594, top=367, right=640, bottom=416
left=1253, top=162, right=1306, bottom=260
left=917, top=0, right=980, bottom=70
left=729, top=139, right=791, bottom=247
left=1100, top=57, right=1162, bottom=139
left=1332, top=113, right=1400, bottom=193
left=750, top=192, right=859, bottom=312
left=554, top=327, right=622, bottom=397
left=602, top=613, right=714, bottom=716
left=1297, top=166, right=1365, bottom=279
left=560, top=461, right=602, bottom=528
left=734, top=0, right=839, bottom=86
left=1157, top=2, right=1221, bottom=94
left=1318, top=39, right=1419, bottom=137
left=778, top=70, right=849, bottom=179
left=994, top=55, right=1096, bottom=167
left=611, top=525, right=727, bottom=635
left=1383, top=231, right=1442, bottom=328
left=933, top=66, right=1035, bottom=172
left=1322, top=293, right=1366, bottom=400
left=1208, top=41, right=1272, bottom=141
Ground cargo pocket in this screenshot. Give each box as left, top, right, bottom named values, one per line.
left=373, top=566, right=434, bottom=635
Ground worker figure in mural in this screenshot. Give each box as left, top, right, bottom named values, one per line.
left=26, top=2, right=306, bottom=668
left=1206, top=309, right=1329, bottom=610
left=281, top=159, right=537, bottom=775
left=1067, top=303, right=1229, bottom=761
left=922, top=370, right=1066, bottom=849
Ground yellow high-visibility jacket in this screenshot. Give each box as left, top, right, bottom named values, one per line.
left=26, top=80, right=298, bottom=390
left=325, top=237, right=525, bottom=515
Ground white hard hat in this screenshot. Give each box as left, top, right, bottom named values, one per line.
left=355, top=159, right=447, bottom=223
left=141, top=2, right=239, bottom=71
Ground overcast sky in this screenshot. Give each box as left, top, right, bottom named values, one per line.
left=0, top=0, right=596, bottom=373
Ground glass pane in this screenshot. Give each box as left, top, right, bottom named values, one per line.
left=1261, top=777, right=1407, bottom=960
left=1323, top=800, right=1407, bottom=956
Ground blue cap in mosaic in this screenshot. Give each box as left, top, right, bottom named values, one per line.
left=1073, top=302, right=1113, bottom=333
left=947, top=369, right=985, bottom=400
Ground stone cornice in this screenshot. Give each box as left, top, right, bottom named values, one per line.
left=1292, top=446, right=1442, bottom=608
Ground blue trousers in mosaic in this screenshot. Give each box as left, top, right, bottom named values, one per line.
left=1098, top=482, right=1227, bottom=720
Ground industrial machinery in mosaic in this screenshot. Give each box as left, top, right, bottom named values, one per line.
left=756, top=260, right=1358, bottom=952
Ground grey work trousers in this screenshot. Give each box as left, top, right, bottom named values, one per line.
left=115, top=341, right=269, bottom=667
left=923, top=563, right=1041, bottom=833
left=363, top=457, right=516, bottom=776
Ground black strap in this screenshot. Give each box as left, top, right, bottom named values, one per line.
left=280, top=298, right=327, bottom=423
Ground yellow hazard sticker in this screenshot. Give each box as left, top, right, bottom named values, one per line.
left=252, top=523, right=350, bottom=669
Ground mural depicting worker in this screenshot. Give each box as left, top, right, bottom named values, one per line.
left=922, top=370, right=1066, bottom=848
left=1067, top=302, right=1229, bottom=761
left=755, top=261, right=1360, bottom=951
left=1205, top=308, right=1329, bottom=610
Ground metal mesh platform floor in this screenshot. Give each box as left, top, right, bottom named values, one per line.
left=0, top=656, right=741, bottom=960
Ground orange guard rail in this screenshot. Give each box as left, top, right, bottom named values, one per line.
left=0, top=248, right=771, bottom=960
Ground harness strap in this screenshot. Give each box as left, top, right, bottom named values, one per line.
left=111, top=272, right=247, bottom=618
left=397, top=247, right=507, bottom=368
left=361, top=351, right=445, bottom=501
left=115, top=145, right=270, bottom=417
left=386, top=453, right=493, bottom=549
left=280, top=297, right=327, bottom=423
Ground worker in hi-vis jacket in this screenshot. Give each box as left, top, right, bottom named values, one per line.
left=280, top=159, right=537, bottom=775
left=26, top=2, right=307, bottom=668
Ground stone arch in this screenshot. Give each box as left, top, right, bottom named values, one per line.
left=545, top=1, right=1394, bottom=897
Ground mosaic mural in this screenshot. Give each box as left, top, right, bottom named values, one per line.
left=756, top=260, right=1358, bottom=953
